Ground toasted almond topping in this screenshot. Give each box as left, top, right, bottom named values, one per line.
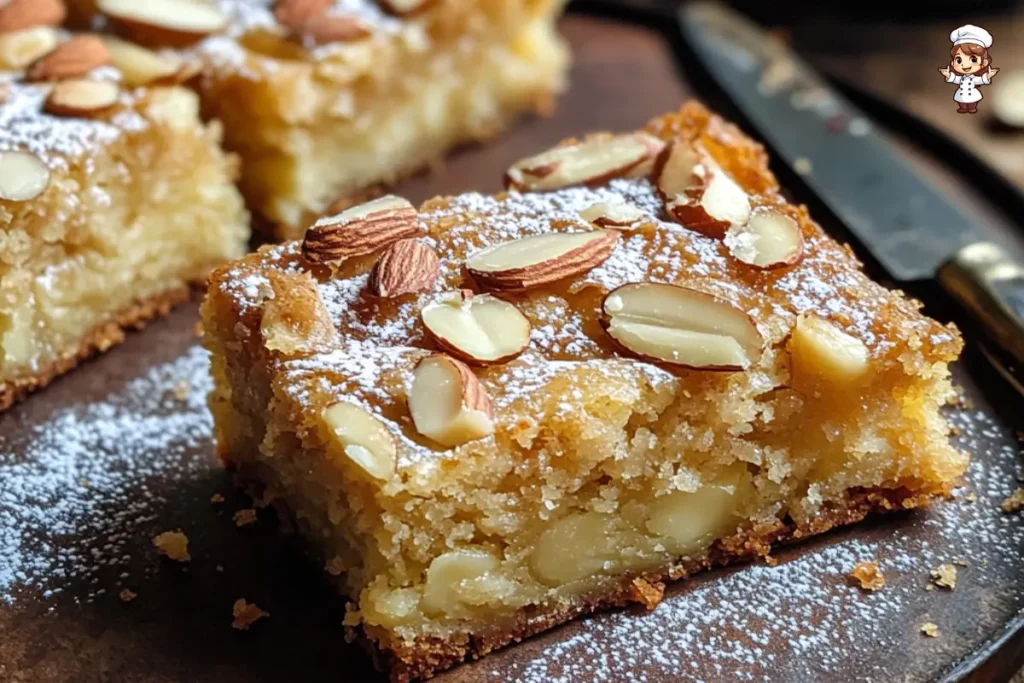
left=655, top=139, right=751, bottom=239
left=97, top=0, right=227, bottom=47
left=44, top=78, right=120, bottom=118
left=302, top=194, right=421, bottom=266
left=26, top=34, right=111, bottom=82
left=0, top=150, right=50, bottom=201
left=320, top=401, right=396, bottom=481
left=378, top=0, right=433, bottom=16
left=466, top=230, right=619, bottom=291
left=787, top=315, right=869, bottom=386
left=0, top=0, right=65, bottom=33
left=104, top=36, right=183, bottom=87
left=367, top=239, right=440, bottom=298
left=601, top=283, right=763, bottom=370
left=504, top=133, right=665, bottom=192
left=579, top=200, right=646, bottom=228
left=409, top=354, right=495, bottom=447
left=0, top=26, right=59, bottom=70
left=420, top=291, right=531, bottom=365
left=274, top=0, right=369, bottom=43
left=260, top=270, right=339, bottom=356
left=724, top=208, right=804, bottom=269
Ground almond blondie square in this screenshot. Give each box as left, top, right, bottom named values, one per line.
left=73, top=0, right=570, bottom=239
left=0, top=27, right=248, bottom=409
left=202, top=102, right=967, bottom=681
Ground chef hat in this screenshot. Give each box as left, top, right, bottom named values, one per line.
left=950, top=24, right=993, bottom=49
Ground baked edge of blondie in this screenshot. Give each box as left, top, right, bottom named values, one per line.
left=0, top=287, right=189, bottom=411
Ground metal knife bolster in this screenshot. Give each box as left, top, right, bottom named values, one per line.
left=938, top=242, right=1024, bottom=377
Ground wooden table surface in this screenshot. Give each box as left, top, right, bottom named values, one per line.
left=1, top=13, right=1023, bottom=683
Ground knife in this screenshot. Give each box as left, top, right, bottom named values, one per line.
left=678, top=1, right=1024, bottom=394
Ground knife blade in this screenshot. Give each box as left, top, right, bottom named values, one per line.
left=678, top=1, right=1024, bottom=392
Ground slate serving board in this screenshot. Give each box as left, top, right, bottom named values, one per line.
left=2, top=15, right=1023, bottom=683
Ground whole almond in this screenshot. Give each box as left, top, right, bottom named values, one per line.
left=0, top=0, right=66, bottom=33
left=26, top=35, right=111, bottom=82
left=302, top=194, right=422, bottom=266
left=367, top=239, right=440, bottom=298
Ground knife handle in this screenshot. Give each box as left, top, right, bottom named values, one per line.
left=937, top=242, right=1024, bottom=391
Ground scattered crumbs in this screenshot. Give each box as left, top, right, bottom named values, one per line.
left=233, top=509, right=258, bottom=527
left=232, top=599, right=269, bottom=630
left=628, top=577, right=665, bottom=611
left=966, top=491, right=978, bottom=503
left=930, top=563, right=957, bottom=589
left=920, top=622, right=940, bottom=637
left=848, top=561, right=885, bottom=591
left=210, top=493, right=225, bottom=504
left=152, top=530, right=191, bottom=563
left=119, top=588, right=137, bottom=602
left=171, top=379, right=191, bottom=401
left=1000, top=489, right=1024, bottom=513
left=793, top=157, right=813, bottom=175
left=325, top=555, right=346, bottom=576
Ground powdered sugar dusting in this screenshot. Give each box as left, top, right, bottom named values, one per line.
left=0, top=346, right=213, bottom=603
left=0, top=76, right=147, bottom=167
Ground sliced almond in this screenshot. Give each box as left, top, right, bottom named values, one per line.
left=44, top=78, right=120, bottom=118
left=260, top=271, right=339, bottom=356
left=367, top=239, right=440, bottom=298
left=787, top=315, right=869, bottom=386
left=97, top=0, right=228, bottom=47
left=378, top=0, right=434, bottom=16
left=274, top=0, right=369, bottom=43
left=0, top=150, right=50, bottom=201
left=504, top=133, right=665, bottom=192
left=302, top=194, right=421, bottom=266
left=26, top=35, right=111, bottom=82
left=655, top=139, right=750, bottom=239
left=104, top=36, right=184, bottom=87
left=579, top=200, right=646, bottom=229
left=320, top=402, right=396, bottom=482
left=465, top=230, right=619, bottom=291
left=420, top=291, right=530, bottom=365
left=0, top=0, right=65, bottom=33
left=0, top=26, right=59, bottom=71
left=725, top=208, right=804, bottom=269
left=409, top=354, right=495, bottom=447
left=601, top=283, right=763, bottom=370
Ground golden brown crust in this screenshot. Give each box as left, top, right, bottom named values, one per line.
left=0, top=287, right=189, bottom=412
left=367, top=486, right=946, bottom=682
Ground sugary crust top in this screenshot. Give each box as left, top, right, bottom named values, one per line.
left=0, top=70, right=148, bottom=168
left=208, top=102, right=962, bottom=476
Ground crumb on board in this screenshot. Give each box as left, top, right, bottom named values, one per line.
left=793, top=157, right=812, bottom=175
left=210, top=493, right=225, bottom=504
left=152, top=530, right=190, bottom=562
left=1001, top=489, right=1024, bottom=513
left=965, top=492, right=978, bottom=502
left=953, top=558, right=969, bottom=567
left=949, top=426, right=962, bottom=437
left=119, top=589, right=137, bottom=602
left=920, top=622, right=940, bottom=637
left=216, top=564, right=224, bottom=573
left=170, top=379, right=190, bottom=401
left=925, top=584, right=936, bottom=591
left=849, top=561, right=885, bottom=591
left=930, top=563, right=957, bottom=589
left=233, top=509, right=258, bottom=527
left=232, top=599, right=269, bottom=630
left=325, top=555, right=346, bottom=576
left=628, top=577, right=666, bottom=611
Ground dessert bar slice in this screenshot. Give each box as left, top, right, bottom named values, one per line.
left=202, top=102, right=967, bottom=681
left=0, top=29, right=248, bottom=410
left=73, top=0, right=571, bottom=239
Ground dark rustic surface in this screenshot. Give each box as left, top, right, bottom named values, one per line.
left=1, top=15, right=1023, bottom=683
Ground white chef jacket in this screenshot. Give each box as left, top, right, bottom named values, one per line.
left=946, top=71, right=991, bottom=103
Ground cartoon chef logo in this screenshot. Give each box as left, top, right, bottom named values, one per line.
left=939, top=24, right=999, bottom=114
